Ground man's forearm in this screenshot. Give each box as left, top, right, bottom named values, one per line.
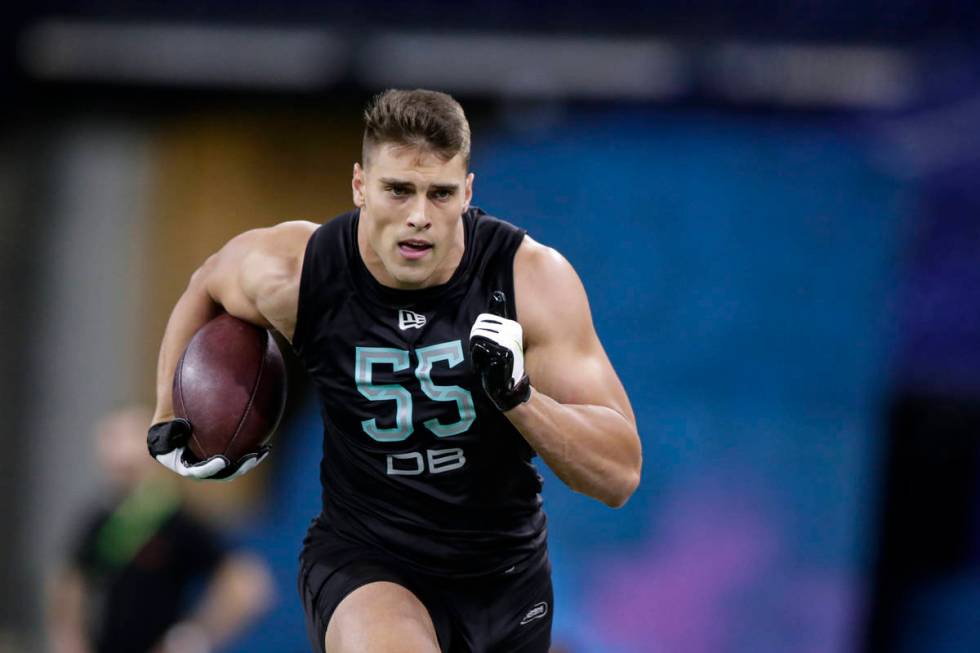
left=153, top=272, right=221, bottom=423
left=504, top=388, right=641, bottom=508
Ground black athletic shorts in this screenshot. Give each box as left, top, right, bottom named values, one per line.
left=297, top=519, right=553, bottom=653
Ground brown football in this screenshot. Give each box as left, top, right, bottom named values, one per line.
left=173, top=313, right=286, bottom=463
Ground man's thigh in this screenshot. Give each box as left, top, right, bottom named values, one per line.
left=299, top=555, right=447, bottom=653
left=326, top=581, right=440, bottom=653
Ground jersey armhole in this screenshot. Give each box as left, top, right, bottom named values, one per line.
left=291, top=227, right=321, bottom=352
left=507, top=231, right=527, bottom=321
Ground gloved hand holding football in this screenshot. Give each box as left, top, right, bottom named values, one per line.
left=148, top=418, right=269, bottom=481
left=148, top=313, right=285, bottom=481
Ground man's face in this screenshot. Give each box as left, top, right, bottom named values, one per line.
left=353, top=143, right=473, bottom=289
left=95, top=407, right=157, bottom=491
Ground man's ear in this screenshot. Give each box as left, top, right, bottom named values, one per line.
left=463, top=172, right=475, bottom=212
left=352, top=162, right=365, bottom=208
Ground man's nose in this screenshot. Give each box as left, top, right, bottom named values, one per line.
left=406, top=195, right=432, bottom=230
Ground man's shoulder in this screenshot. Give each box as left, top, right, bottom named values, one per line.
left=237, top=220, right=320, bottom=263
left=268, top=219, right=322, bottom=245
left=514, top=235, right=572, bottom=279
left=514, top=235, right=588, bottom=343
left=273, top=219, right=321, bottom=234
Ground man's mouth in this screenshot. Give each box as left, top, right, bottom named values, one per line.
left=398, top=239, right=433, bottom=260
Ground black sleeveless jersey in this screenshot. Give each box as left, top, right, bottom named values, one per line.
left=292, top=207, right=547, bottom=578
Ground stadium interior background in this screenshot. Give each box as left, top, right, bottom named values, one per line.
left=1, top=2, right=979, bottom=652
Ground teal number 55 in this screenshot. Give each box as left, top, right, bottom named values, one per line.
left=355, top=340, right=476, bottom=442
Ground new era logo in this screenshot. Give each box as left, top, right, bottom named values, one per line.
left=398, top=310, right=426, bottom=330
left=520, top=602, right=548, bottom=626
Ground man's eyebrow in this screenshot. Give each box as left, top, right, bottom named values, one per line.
left=378, top=178, right=459, bottom=192
left=379, top=178, right=415, bottom=187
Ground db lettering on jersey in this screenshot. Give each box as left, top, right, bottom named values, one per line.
left=386, top=447, right=467, bottom=476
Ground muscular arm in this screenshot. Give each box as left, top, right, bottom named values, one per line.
left=152, top=221, right=316, bottom=423
left=507, top=238, right=642, bottom=508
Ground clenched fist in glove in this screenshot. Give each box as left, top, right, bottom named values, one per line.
left=469, top=291, right=532, bottom=412
left=147, top=418, right=269, bottom=481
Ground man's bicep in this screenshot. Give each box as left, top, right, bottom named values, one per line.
left=527, top=334, right=636, bottom=425
left=200, top=232, right=273, bottom=327
left=518, top=243, right=635, bottom=424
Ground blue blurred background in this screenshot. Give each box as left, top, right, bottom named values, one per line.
left=1, top=2, right=979, bottom=652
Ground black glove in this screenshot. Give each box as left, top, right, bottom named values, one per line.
left=469, top=291, right=532, bottom=412
left=148, top=418, right=269, bottom=481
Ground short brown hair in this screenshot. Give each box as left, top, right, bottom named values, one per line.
left=362, top=89, right=471, bottom=167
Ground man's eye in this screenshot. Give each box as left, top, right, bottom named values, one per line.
left=432, top=190, right=453, bottom=200
left=387, top=186, right=409, bottom=196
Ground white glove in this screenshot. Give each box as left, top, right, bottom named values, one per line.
left=470, top=312, right=525, bottom=386
left=148, top=419, right=269, bottom=482
left=469, top=291, right=532, bottom=412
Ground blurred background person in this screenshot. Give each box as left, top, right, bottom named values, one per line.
left=47, top=406, right=274, bottom=653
